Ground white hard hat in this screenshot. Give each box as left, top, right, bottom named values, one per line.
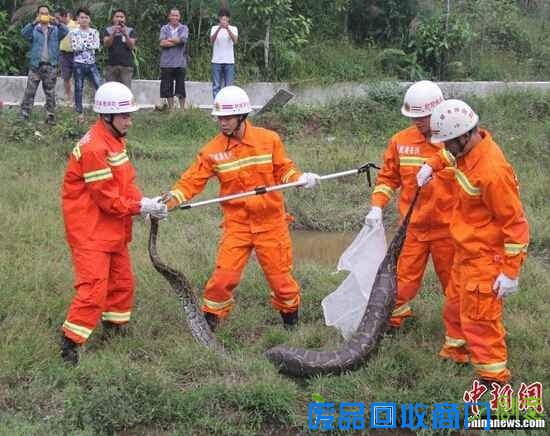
left=430, top=99, right=479, bottom=143
left=401, top=80, right=444, bottom=118
left=93, top=82, right=138, bottom=114
left=211, top=86, right=251, bottom=116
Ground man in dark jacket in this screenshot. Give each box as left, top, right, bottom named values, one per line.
left=101, top=9, right=137, bottom=89
left=20, top=4, right=68, bottom=124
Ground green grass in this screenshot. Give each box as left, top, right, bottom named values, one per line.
left=0, top=92, right=548, bottom=434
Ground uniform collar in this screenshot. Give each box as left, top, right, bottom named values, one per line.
left=225, top=120, right=255, bottom=150
left=460, top=129, right=491, bottom=170
left=93, top=119, right=125, bottom=148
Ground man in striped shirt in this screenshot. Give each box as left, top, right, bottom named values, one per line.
left=60, top=82, right=167, bottom=364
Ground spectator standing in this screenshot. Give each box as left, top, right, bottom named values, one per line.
left=20, top=4, right=68, bottom=124
left=209, top=8, right=238, bottom=99
left=71, top=7, right=102, bottom=122
left=159, top=9, right=189, bottom=111
left=101, top=9, right=136, bottom=89
left=55, top=9, right=78, bottom=105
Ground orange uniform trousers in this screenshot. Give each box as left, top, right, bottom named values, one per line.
left=390, top=230, right=454, bottom=327
left=63, top=247, right=134, bottom=344
left=439, top=255, right=510, bottom=383
left=202, top=221, right=300, bottom=318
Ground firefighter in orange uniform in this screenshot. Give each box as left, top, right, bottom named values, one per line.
left=417, top=99, right=529, bottom=383
left=61, top=82, right=168, bottom=364
left=366, top=81, right=455, bottom=329
left=163, top=86, right=320, bottom=330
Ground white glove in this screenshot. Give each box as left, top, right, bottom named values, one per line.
left=140, top=196, right=168, bottom=220
left=298, top=172, right=321, bottom=189
left=365, top=206, right=382, bottom=226
left=492, top=272, right=519, bottom=299
left=416, top=163, right=433, bottom=187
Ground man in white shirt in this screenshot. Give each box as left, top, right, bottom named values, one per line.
left=209, top=9, right=238, bottom=100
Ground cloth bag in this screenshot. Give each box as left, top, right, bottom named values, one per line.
left=322, top=223, right=387, bottom=339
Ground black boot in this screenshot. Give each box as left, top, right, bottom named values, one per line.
left=280, top=311, right=299, bottom=330
left=101, top=320, right=128, bottom=340
left=204, top=312, right=219, bottom=332
left=61, top=336, right=79, bottom=366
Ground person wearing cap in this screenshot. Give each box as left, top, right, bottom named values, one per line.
left=366, top=80, right=456, bottom=330
left=60, top=82, right=168, bottom=365
left=162, top=86, right=321, bottom=331
left=416, top=99, right=529, bottom=383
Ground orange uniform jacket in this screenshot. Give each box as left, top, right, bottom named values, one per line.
left=371, top=126, right=456, bottom=239
left=62, top=120, right=142, bottom=252
left=428, top=129, right=529, bottom=277
left=169, top=121, right=302, bottom=231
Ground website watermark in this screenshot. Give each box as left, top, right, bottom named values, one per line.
left=307, top=381, right=545, bottom=431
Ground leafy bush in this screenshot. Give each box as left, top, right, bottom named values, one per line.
left=0, top=11, right=27, bottom=75
left=409, top=14, right=472, bottom=79
left=377, top=48, right=425, bottom=80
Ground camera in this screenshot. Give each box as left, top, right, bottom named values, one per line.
left=39, top=14, right=50, bottom=24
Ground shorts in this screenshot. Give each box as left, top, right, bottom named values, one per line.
left=60, top=51, right=74, bottom=80
left=160, top=67, right=186, bottom=98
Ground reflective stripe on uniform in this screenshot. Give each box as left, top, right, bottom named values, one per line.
left=504, top=242, right=528, bottom=256
left=83, top=167, right=113, bottom=183
left=472, top=361, right=508, bottom=373
left=391, top=304, right=412, bottom=317
left=399, top=156, right=430, bottom=167
left=72, top=144, right=82, bottom=161
left=214, top=154, right=272, bottom=174
left=445, top=335, right=467, bottom=348
left=171, top=189, right=186, bottom=204
left=102, top=311, right=131, bottom=322
left=373, top=184, right=394, bottom=199
left=63, top=320, right=93, bottom=339
left=442, top=149, right=456, bottom=167
left=203, top=297, right=235, bottom=310
left=282, top=168, right=297, bottom=183
left=454, top=169, right=480, bottom=196
left=107, top=150, right=129, bottom=167
left=270, top=292, right=299, bottom=307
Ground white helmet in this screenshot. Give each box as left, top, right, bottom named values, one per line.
left=430, top=99, right=479, bottom=143
left=211, top=86, right=252, bottom=116
left=401, top=80, right=444, bottom=118
left=93, top=82, right=138, bottom=114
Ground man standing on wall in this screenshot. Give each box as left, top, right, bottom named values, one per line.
left=20, top=5, right=68, bottom=124
left=71, top=7, right=102, bottom=122
left=159, top=9, right=189, bottom=111
left=55, top=9, right=77, bottom=105
left=210, top=8, right=238, bottom=100
left=101, top=9, right=137, bottom=89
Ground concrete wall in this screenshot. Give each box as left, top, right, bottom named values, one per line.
left=2, top=76, right=550, bottom=110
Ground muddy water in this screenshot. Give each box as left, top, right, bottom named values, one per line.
left=291, top=230, right=357, bottom=266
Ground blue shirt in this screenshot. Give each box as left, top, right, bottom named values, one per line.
left=21, top=22, right=68, bottom=70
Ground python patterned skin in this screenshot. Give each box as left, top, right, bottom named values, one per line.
left=264, top=188, right=420, bottom=377
left=148, top=218, right=218, bottom=349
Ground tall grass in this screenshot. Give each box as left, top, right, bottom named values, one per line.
left=0, top=91, right=548, bottom=434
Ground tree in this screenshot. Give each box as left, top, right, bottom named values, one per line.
left=234, top=0, right=310, bottom=75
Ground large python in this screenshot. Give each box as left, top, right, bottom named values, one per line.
left=148, top=218, right=218, bottom=349
left=264, top=188, right=420, bottom=377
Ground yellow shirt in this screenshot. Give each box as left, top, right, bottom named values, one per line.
left=59, top=19, right=78, bottom=52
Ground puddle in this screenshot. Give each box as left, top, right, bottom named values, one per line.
left=291, top=230, right=356, bottom=266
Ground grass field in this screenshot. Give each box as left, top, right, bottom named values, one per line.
left=0, top=90, right=548, bottom=435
